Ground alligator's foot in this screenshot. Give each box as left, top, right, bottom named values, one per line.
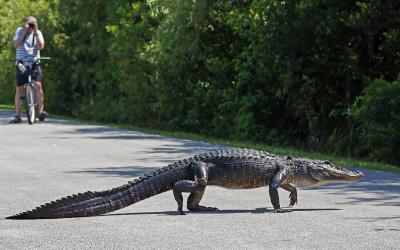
left=288, top=192, right=297, bottom=207
left=273, top=208, right=292, bottom=213
left=188, top=205, right=219, bottom=212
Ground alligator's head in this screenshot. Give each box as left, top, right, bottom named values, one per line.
left=291, top=158, right=364, bottom=186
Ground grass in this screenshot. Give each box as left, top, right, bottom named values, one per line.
left=1, top=105, right=399, bottom=174
left=0, top=104, right=13, bottom=110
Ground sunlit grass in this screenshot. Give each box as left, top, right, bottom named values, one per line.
left=0, top=104, right=13, bottom=110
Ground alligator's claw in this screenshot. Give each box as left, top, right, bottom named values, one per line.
left=288, top=192, right=297, bottom=207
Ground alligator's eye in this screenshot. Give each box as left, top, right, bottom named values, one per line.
left=324, top=160, right=331, bottom=164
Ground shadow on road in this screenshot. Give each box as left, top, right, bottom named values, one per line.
left=55, top=124, right=222, bottom=155
left=344, top=216, right=400, bottom=222
left=102, top=207, right=342, bottom=217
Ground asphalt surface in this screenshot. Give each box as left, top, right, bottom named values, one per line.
left=0, top=110, right=399, bottom=249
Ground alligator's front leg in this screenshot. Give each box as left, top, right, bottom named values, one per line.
left=269, top=167, right=291, bottom=213
left=173, top=162, right=218, bottom=215
left=280, top=184, right=297, bottom=207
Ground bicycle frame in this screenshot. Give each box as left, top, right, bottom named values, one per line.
left=24, top=73, right=37, bottom=124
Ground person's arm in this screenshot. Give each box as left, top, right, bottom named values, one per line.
left=34, top=30, right=45, bottom=50
left=13, top=27, right=27, bottom=48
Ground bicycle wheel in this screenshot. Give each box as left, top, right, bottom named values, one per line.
left=25, top=85, right=36, bottom=124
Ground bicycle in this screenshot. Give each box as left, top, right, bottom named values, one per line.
left=16, top=57, right=50, bottom=124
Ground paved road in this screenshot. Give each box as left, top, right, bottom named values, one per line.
left=0, top=110, right=399, bottom=249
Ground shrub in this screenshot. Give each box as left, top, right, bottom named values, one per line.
left=352, top=77, right=400, bottom=164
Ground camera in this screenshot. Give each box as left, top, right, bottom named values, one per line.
left=28, top=22, right=35, bottom=28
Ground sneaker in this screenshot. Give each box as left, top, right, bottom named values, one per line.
left=9, top=116, right=22, bottom=124
left=39, top=111, right=48, bottom=121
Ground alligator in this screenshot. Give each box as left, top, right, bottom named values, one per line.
left=6, top=148, right=363, bottom=219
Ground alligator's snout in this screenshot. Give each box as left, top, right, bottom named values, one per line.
left=338, top=168, right=364, bottom=181
left=347, top=170, right=364, bottom=181
left=305, top=163, right=365, bottom=185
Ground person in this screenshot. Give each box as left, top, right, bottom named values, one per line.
left=10, top=16, right=47, bottom=123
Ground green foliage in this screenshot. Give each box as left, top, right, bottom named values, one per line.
left=351, top=77, right=400, bottom=164
left=0, top=0, right=399, bottom=165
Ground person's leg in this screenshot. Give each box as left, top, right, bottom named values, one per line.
left=10, top=86, right=24, bottom=123
left=10, top=68, right=26, bottom=123
left=33, top=81, right=44, bottom=113
left=15, top=86, right=24, bottom=117
left=32, top=65, right=47, bottom=120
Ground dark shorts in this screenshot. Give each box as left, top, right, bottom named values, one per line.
left=16, top=65, right=42, bottom=87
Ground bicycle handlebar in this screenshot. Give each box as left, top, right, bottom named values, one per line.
left=9, top=57, right=51, bottom=63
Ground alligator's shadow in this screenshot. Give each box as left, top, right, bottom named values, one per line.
left=102, top=208, right=342, bottom=217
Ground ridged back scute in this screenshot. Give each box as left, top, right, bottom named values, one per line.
left=193, top=148, right=277, bottom=164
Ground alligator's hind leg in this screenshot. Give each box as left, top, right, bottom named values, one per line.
left=269, top=166, right=291, bottom=213
left=173, top=162, right=217, bottom=215
left=280, top=184, right=297, bottom=207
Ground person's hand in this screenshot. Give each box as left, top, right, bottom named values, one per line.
left=23, top=22, right=30, bottom=32
left=32, top=23, right=38, bottom=33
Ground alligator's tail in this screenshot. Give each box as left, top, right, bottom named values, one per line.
left=6, top=164, right=189, bottom=219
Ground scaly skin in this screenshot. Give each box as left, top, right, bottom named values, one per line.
left=6, top=148, right=363, bottom=219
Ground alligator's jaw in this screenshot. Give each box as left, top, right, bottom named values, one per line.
left=291, top=158, right=364, bottom=186
left=311, top=165, right=364, bottom=185
left=333, top=170, right=364, bottom=181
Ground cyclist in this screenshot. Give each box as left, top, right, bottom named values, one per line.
left=10, top=16, right=47, bottom=123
